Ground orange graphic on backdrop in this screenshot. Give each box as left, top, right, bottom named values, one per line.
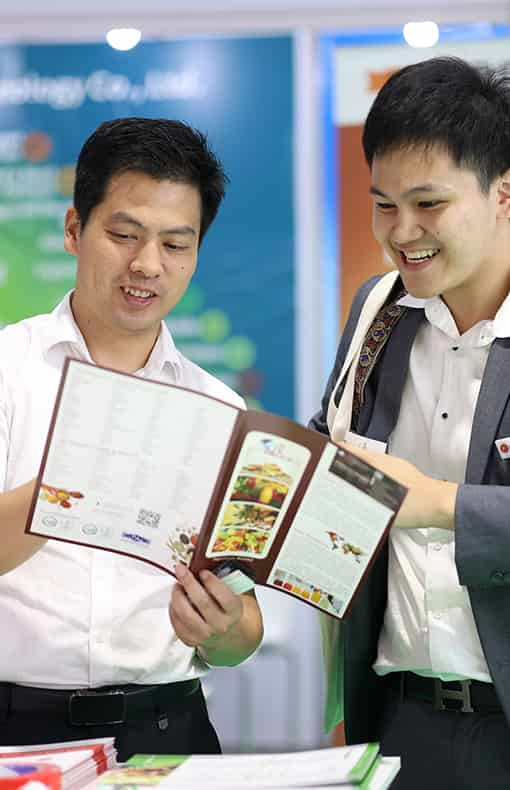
left=338, top=125, right=390, bottom=326
left=368, top=68, right=398, bottom=92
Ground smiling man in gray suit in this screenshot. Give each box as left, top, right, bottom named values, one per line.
left=311, top=56, right=510, bottom=789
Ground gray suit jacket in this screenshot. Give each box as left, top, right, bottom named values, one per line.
left=310, top=275, right=510, bottom=744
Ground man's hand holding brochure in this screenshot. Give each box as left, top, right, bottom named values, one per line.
left=25, top=358, right=407, bottom=620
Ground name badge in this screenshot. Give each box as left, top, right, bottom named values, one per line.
left=495, top=437, right=510, bottom=460
left=344, top=430, right=387, bottom=455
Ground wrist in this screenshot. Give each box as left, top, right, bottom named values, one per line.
left=432, top=480, right=458, bottom=530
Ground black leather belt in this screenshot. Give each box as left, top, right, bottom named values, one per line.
left=0, top=679, right=200, bottom=726
left=387, top=671, right=501, bottom=713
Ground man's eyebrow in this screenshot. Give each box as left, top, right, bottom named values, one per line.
left=369, top=184, right=449, bottom=199
left=108, top=211, right=197, bottom=236
left=109, top=211, right=145, bottom=228
left=369, top=187, right=390, bottom=198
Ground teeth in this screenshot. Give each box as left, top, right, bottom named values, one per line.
left=124, top=287, right=154, bottom=298
left=404, top=249, right=439, bottom=261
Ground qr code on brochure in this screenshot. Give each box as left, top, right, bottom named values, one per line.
left=136, top=508, right=161, bottom=529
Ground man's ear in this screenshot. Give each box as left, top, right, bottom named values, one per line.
left=496, top=170, right=510, bottom=218
left=63, top=207, right=81, bottom=255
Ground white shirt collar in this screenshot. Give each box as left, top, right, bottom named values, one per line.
left=40, top=290, right=182, bottom=377
left=397, top=290, right=510, bottom=343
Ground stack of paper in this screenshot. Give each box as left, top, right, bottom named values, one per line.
left=0, top=738, right=117, bottom=790
left=0, top=762, right=61, bottom=790
left=94, top=744, right=400, bottom=790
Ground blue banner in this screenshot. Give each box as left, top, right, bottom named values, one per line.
left=0, top=37, right=295, bottom=417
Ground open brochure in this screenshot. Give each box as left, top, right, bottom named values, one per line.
left=93, top=747, right=400, bottom=789
left=26, top=358, right=407, bottom=620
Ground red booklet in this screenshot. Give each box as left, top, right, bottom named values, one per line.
left=0, top=737, right=116, bottom=790
left=26, top=358, right=406, bottom=620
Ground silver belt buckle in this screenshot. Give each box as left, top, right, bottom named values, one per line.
left=433, top=679, right=474, bottom=713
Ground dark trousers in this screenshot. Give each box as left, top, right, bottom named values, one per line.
left=0, top=683, right=220, bottom=762
left=378, top=683, right=510, bottom=790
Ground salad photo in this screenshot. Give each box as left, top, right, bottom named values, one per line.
left=211, top=525, right=270, bottom=556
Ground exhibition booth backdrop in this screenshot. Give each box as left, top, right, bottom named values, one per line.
left=0, top=36, right=295, bottom=417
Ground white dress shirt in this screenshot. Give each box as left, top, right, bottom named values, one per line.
left=0, top=293, right=244, bottom=688
left=374, top=291, right=510, bottom=682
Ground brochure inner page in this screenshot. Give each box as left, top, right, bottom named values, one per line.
left=27, top=360, right=240, bottom=574
left=203, top=430, right=311, bottom=570
left=266, top=444, right=406, bottom=618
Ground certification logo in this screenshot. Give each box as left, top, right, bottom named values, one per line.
left=121, top=532, right=151, bottom=546
left=81, top=524, right=98, bottom=536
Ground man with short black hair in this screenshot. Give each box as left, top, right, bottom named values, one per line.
left=0, top=117, right=263, bottom=758
left=312, top=57, right=510, bottom=789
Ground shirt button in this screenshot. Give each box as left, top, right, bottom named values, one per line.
left=433, top=543, right=442, bottom=551
left=451, top=346, right=459, bottom=351
left=95, top=634, right=105, bottom=644
left=433, top=612, right=442, bottom=620
left=491, top=571, right=504, bottom=584
left=441, top=412, right=448, bottom=420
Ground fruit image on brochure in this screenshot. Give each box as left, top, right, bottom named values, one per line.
left=39, top=483, right=84, bottom=510
left=231, top=476, right=289, bottom=508
left=206, top=431, right=311, bottom=561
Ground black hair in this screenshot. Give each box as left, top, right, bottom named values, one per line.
left=73, top=117, right=227, bottom=242
left=362, top=56, right=510, bottom=191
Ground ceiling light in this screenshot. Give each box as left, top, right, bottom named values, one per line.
left=403, top=21, right=440, bottom=48
left=106, top=28, right=142, bottom=51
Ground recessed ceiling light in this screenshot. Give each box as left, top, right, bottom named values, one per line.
left=403, top=21, right=440, bottom=48
left=106, top=28, right=142, bottom=51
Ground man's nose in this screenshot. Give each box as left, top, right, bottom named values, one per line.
left=129, top=240, right=162, bottom=278
left=390, top=212, right=423, bottom=246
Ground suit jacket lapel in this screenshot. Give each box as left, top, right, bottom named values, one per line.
left=466, top=337, right=510, bottom=484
